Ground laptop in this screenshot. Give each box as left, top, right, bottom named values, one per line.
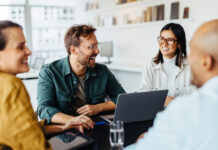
left=100, top=90, right=168, bottom=123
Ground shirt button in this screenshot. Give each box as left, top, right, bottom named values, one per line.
left=73, top=81, right=76, bottom=84
left=176, top=88, right=179, bottom=90
left=74, top=95, right=76, bottom=98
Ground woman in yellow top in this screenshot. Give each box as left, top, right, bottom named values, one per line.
left=0, top=21, right=86, bottom=149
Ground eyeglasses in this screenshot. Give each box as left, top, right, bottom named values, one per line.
left=157, top=36, right=177, bottom=45
left=79, top=43, right=101, bottom=50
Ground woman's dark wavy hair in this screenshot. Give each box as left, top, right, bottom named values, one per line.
left=153, top=23, right=187, bottom=68
left=0, top=20, right=22, bottom=51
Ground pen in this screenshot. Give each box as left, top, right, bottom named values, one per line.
left=94, top=121, right=107, bottom=125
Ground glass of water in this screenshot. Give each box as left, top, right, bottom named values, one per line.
left=109, top=121, right=124, bottom=150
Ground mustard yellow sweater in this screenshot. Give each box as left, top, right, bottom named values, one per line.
left=0, top=71, right=51, bottom=150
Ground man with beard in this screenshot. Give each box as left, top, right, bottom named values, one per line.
left=37, top=25, right=125, bottom=132
left=125, top=19, right=218, bottom=150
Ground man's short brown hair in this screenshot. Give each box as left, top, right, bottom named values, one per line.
left=64, top=24, right=96, bottom=55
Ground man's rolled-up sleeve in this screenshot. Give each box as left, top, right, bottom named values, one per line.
left=37, top=66, right=60, bottom=123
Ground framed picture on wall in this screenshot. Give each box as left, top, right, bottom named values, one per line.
left=170, top=2, right=179, bottom=19
left=183, top=7, right=189, bottom=19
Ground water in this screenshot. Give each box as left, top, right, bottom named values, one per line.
left=109, top=129, right=124, bottom=147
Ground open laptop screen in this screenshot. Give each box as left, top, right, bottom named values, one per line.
left=101, top=90, right=168, bottom=123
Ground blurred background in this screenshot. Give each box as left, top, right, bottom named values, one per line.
left=1, top=0, right=217, bottom=110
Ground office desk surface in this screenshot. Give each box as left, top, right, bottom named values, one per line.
left=48, top=116, right=153, bottom=150
left=85, top=117, right=154, bottom=150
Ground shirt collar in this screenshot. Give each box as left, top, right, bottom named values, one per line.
left=153, top=58, right=189, bottom=71
left=62, top=56, right=98, bottom=78
left=85, top=67, right=98, bottom=80
left=62, top=56, right=72, bottom=76
left=179, top=59, right=188, bottom=71
left=153, top=62, right=161, bottom=70
left=200, top=76, right=218, bottom=92
left=163, top=55, right=177, bottom=63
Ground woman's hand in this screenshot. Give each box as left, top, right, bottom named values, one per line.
left=66, top=115, right=94, bottom=131
left=164, top=96, right=174, bottom=108
left=44, top=115, right=94, bottom=135
left=136, top=132, right=147, bottom=142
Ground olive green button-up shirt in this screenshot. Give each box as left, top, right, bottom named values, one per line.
left=37, top=57, right=125, bottom=123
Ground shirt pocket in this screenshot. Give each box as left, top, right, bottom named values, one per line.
left=90, top=91, right=105, bottom=104
left=56, top=91, right=73, bottom=113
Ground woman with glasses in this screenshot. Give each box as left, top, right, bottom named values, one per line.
left=139, top=23, right=195, bottom=107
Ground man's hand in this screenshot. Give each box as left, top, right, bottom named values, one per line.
left=62, top=121, right=84, bottom=133
left=77, top=104, right=102, bottom=116
left=66, top=114, right=94, bottom=131
left=164, top=96, right=174, bottom=108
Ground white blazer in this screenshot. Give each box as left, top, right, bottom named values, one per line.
left=139, top=59, right=195, bottom=97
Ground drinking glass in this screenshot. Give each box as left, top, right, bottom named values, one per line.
left=109, top=121, right=124, bottom=150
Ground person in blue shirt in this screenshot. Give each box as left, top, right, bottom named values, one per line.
left=125, top=19, right=218, bottom=150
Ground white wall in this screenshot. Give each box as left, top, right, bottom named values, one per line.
left=23, top=79, right=38, bottom=111
left=73, top=0, right=218, bottom=92
left=76, top=0, right=218, bottom=63
left=16, top=0, right=218, bottom=110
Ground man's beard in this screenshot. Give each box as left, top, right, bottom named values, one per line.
left=80, top=60, right=95, bottom=69
left=87, top=63, right=95, bottom=68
